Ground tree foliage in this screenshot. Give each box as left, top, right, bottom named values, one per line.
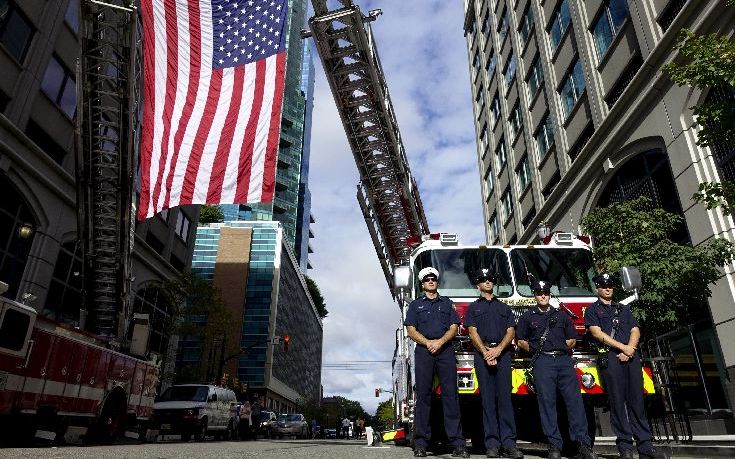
left=375, top=399, right=394, bottom=428
left=297, top=396, right=371, bottom=429
left=305, top=275, right=328, bottom=318
left=160, top=271, right=232, bottom=383
left=581, top=197, right=734, bottom=334
left=199, top=205, right=225, bottom=224
left=663, top=28, right=735, bottom=215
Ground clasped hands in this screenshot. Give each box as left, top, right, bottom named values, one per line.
left=616, top=344, right=637, bottom=362
left=482, top=345, right=501, bottom=366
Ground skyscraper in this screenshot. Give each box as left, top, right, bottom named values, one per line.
left=295, top=39, right=316, bottom=272
left=464, top=0, right=734, bottom=420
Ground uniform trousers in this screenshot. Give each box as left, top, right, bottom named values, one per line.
left=601, top=352, right=653, bottom=453
left=474, top=350, right=516, bottom=450
left=532, top=354, right=590, bottom=449
left=414, top=344, right=464, bottom=449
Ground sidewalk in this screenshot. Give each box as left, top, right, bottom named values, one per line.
left=518, top=436, right=735, bottom=458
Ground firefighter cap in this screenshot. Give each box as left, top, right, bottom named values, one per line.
left=474, top=267, right=497, bottom=284
left=531, top=279, right=552, bottom=293
left=418, top=267, right=439, bottom=282
left=593, top=271, right=615, bottom=287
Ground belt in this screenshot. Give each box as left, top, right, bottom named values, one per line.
left=541, top=350, right=568, bottom=356
left=483, top=341, right=498, bottom=347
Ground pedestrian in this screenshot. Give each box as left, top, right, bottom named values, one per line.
left=404, top=266, right=470, bottom=458
left=238, top=400, right=251, bottom=440
left=342, top=416, right=351, bottom=439
left=353, top=417, right=361, bottom=440
left=358, top=417, right=365, bottom=439
left=585, top=272, right=667, bottom=459
left=516, top=280, right=596, bottom=459
left=464, top=268, right=523, bottom=459
left=310, top=418, right=318, bottom=439
left=250, top=397, right=262, bottom=440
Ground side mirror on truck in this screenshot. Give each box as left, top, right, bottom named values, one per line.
left=620, top=266, right=642, bottom=292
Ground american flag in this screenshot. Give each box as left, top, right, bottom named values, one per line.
left=138, top=0, right=288, bottom=220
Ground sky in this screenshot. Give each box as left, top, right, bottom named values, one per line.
left=305, top=0, right=486, bottom=415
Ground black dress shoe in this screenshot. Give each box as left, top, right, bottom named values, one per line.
left=486, top=447, right=500, bottom=458
left=577, top=442, right=597, bottom=459
left=501, top=447, right=524, bottom=458
left=548, top=445, right=561, bottom=459
left=414, top=448, right=427, bottom=457
left=452, top=446, right=471, bottom=458
left=619, top=449, right=634, bottom=459
left=639, top=448, right=668, bottom=459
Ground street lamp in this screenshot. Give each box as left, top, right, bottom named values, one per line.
left=17, top=223, right=34, bottom=239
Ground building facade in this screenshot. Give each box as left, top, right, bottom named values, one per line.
left=0, top=0, right=197, bottom=367
left=186, top=221, right=322, bottom=412
left=295, top=39, right=316, bottom=272
left=463, top=0, right=735, bottom=421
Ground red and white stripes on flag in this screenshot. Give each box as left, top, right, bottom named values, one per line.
left=137, top=0, right=287, bottom=220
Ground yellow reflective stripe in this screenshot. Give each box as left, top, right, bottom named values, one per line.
left=642, top=367, right=655, bottom=394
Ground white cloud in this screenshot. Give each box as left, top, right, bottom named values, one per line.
left=307, top=0, right=484, bottom=414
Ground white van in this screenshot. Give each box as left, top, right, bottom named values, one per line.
left=151, top=384, right=238, bottom=441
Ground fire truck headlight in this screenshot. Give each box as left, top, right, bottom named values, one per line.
left=580, top=372, right=595, bottom=389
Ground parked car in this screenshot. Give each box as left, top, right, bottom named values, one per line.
left=323, top=427, right=337, bottom=439
left=275, top=413, right=308, bottom=438
left=151, top=384, right=238, bottom=441
left=258, top=410, right=277, bottom=438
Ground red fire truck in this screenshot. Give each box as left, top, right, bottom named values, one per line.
left=0, top=286, right=159, bottom=445
left=390, top=232, right=656, bottom=448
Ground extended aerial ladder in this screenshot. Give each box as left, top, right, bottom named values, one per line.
left=304, top=0, right=430, bottom=293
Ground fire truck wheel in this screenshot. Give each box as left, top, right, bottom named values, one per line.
left=87, top=389, right=127, bottom=445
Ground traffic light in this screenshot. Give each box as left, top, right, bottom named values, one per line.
left=375, top=387, right=380, bottom=397
left=282, top=334, right=290, bottom=352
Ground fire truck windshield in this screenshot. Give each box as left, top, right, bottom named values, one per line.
left=510, top=248, right=597, bottom=297
left=413, top=248, right=513, bottom=297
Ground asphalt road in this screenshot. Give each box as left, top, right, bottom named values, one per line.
left=0, top=438, right=711, bottom=459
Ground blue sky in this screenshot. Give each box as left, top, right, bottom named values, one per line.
left=305, top=1, right=486, bottom=414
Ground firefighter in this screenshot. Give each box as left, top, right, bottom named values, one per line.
left=516, top=280, right=596, bottom=459
left=404, top=266, right=470, bottom=458
left=585, top=272, right=667, bottom=459
left=464, top=268, right=523, bottom=459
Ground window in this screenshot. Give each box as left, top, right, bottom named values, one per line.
left=175, top=211, right=191, bottom=242
left=484, top=168, right=494, bottom=196
left=518, top=8, right=534, bottom=50
left=0, top=178, right=36, bottom=301
left=500, top=188, right=514, bottom=223
left=25, top=119, right=67, bottom=165
left=509, top=104, right=523, bottom=141
left=474, top=85, right=486, bottom=118
left=490, top=93, right=501, bottom=126
left=65, top=0, right=79, bottom=33
left=467, top=18, right=476, bottom=47
left=495, top=136, right=507, bottom=172
left=481, top=11, right=491, bottom=37
left=560, top=59, right=586, bottom=118
left=41, top=56, right=76, bottom=118
left=489, top=213, right=500, bottom=244
left=0, top=308, right=30, bottom=352
left=497, top=8, right=509, bottom=46
left=0, top=1, right=33, bottom=62
left=132, top=286, right=173, bottom=355
left=472, top=50, right=481, bottom=80
left=535, top=114, right=554, bottom=159
left=44, top=242, right=83, bottom=324
left=517, top=154, right=532, bottom=194
left=549, top=0, right=571, bottom=51
left=527, top=57, right=544, bottom=101
left=479, top=123, right=488, bottom=155
left=503, top=52, right=516, bottom=92
left=593, top=0, right=629, bottom=59
left=485, top=50, right=496, bottom=81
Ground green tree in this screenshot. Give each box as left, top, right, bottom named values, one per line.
left=375, top=399, right=394, bottom=428
left=581, top=197, right=734, bottom=334
left=160, top=271, right=232, bottom=383
left=662, top=24, right=735, bottom=215
left=199, top=205, right=225, bottom=223
left=305, top=275, right=328, bottom=318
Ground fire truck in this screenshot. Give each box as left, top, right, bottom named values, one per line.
left=389, top=232, right=656, bottom=448
left=0, top=1, right=161, bottom=445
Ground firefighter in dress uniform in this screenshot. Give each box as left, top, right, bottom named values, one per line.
left=516, top=280, right=596, bottom=459
left=404, top=267, right=470, bottom=458
left=464, top=268, right=523, bottom=459
left=584, top=272, right=667, bottom=459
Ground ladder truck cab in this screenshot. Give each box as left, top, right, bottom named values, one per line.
left=0, top=282, right=159, bottom=445
left=391, top=232, right=656, bottom=448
